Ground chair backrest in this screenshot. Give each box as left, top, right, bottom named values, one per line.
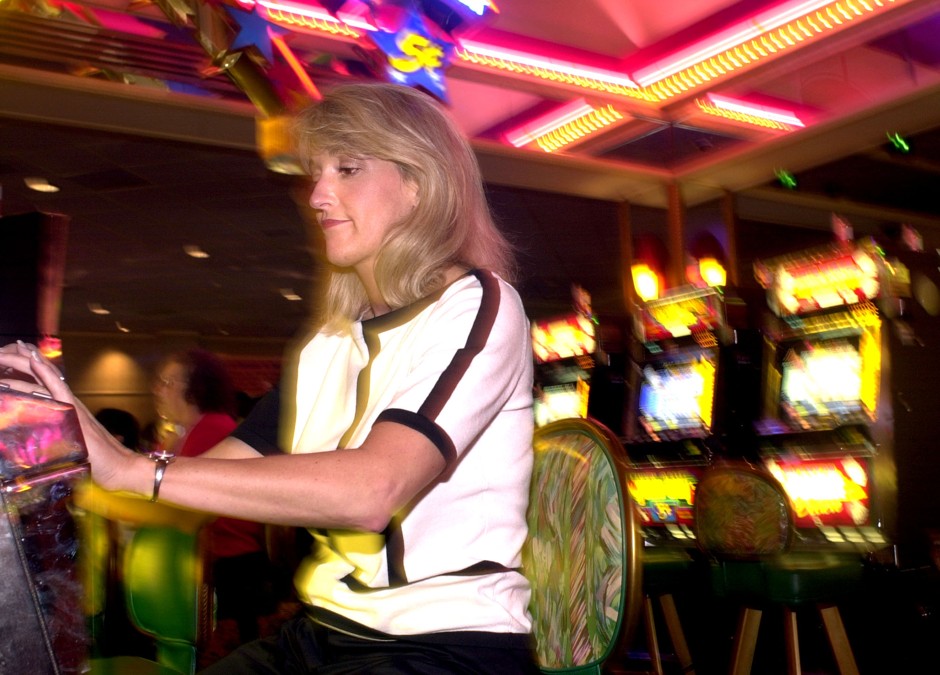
left=523, top=418, right=642, bottom=674
left=693, top=463, right=792, bottom=559
left=122, top=525, right=211, bottom=675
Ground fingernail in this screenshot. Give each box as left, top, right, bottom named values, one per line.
left=30, top=349, right=40, bottom=361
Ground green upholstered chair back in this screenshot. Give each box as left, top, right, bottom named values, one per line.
left=693, top=463, right=792, bottom=560
left=524, top=418, right=642, bottom=674
left=122, top=526, right=210, bottom=675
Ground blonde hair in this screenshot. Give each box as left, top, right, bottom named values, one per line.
left=293, top=83, right=514, bottom=331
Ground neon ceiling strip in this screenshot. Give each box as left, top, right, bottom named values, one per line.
left=534, top=105, right=624, bottom=152
left=641, top=0, right=905, bottom=99
left=257, top=0, right=370, bottom=36
left=505, top=99, right=625, bottom=152
left=455, top=39, right=652, bottom=100
left=704, top=93, right=805, bottom=127
left=505, top=99, right=596, bottom=147
left=634, top=0, right=896, bottom=85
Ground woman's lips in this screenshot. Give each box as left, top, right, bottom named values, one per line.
left=320, top=218, right=345, bottom=230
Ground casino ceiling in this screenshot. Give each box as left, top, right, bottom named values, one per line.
left=1, top=0, right=939, bottom=338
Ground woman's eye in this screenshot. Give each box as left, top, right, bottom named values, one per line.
left=338, top=166, right=360, bottom=176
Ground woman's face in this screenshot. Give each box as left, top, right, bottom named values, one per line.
left=307, top=152, right=418, bottom=278
left=152, top=360, right=190, bottom=424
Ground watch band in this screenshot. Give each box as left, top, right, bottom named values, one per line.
left=151, top=456, right=174, bottom=502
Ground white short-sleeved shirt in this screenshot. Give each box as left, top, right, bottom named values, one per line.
left=289, top=269, right=534, bottom=636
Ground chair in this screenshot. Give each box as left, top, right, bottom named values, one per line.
left=635, top=546, right=696, bottom=675
left=523, top=418, right=643, bottom=674
left=76, top=482, right=214, bottom=675
left=693, top=462, right=864, bottom=675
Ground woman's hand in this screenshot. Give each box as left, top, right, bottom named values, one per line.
left=0, top=341, right=142, bottom=493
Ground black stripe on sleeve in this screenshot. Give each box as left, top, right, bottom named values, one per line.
left=375, top=408, right=457, bottom=464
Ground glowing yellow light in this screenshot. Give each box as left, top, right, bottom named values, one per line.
left=699, top=258, right=727, bottom=287
left=531, top=105, right=624, bottom=152
left=632, top=263, right=661, bottom=302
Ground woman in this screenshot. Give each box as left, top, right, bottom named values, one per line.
left=153, top=349, right=273, bottom=655
left=1, top=82, right=537, bottom=674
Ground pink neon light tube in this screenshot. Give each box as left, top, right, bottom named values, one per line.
left=633, top=0, right=869, bottom=85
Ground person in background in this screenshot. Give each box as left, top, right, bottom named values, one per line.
left=94, top=408, right=141, bottom=451
left=152, top=349, right=273, bottom=660
left=0, top=82, right=537, bottom=674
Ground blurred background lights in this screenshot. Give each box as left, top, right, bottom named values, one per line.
left=698, top=258, right=727, bottom=287
left=632, top=263, right=661, bottom=302
left=24, top=177, right=60, bottom=193
left=183, top=244, right=210, bottom=259
left=87, top=302, right=111, bottom=315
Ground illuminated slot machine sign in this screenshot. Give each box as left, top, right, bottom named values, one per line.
left=765, top=454, right=873, bottom=529
left=636, top=285, right=727, bottom=346
left=628, top=465, right=703, bottom=531
left=531, top=313, right=596, bottom=426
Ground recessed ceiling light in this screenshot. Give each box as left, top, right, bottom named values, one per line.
left=183, top=244, right=210, bottom=259
left=24, top=177, right=60, bottom=193
left=279, top=288, right=302, bottom=301
left=116, top=321, right=130, bottom=333
left=88, top=302, right=111, bottom=315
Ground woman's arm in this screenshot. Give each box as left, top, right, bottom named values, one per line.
left=140, top=420, right=446, bottom=530
left=0, top=343, right=445, bottom=530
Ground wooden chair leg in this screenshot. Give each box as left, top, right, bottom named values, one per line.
left=658, top=594, right=694, bottom=674
left=729, top=608, right=762, bottom=675
left=643, top=596, right=665, bottom=675
left=783, top=607, right=801, bottom=675
left=819, top=605, right=860, bottom=675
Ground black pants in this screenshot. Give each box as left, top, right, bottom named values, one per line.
left=213, top=550, right=275, bottom=642
left=199, top=612, right=539, bottom=675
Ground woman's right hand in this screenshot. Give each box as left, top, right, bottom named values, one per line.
left=0, top=341, right=142, bottom=493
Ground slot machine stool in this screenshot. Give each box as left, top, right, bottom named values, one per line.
left=693, top=463, right=864, bottom=675
left=636, top=547, right=696, bottom=675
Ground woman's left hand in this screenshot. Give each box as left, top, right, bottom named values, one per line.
left=0, top=341, right=142, bottom=492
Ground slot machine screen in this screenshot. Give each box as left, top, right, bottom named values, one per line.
left=779, top=336, right=874, bottom=428
left=637, top=355, right=716, bottom=440
left=535, top=382, right=589, bottom=426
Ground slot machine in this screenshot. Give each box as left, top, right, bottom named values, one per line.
left=531, top=310, right=596, bottom=428
left=531, top=285, right=626, bottom=433
left=624, top=285, right=750, bottom=548
left=752, top=238, right=930, bottom=560
left=0, top=387, right=89, bottom=673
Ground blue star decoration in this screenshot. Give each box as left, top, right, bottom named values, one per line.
left=369, top=7, right=454, bottom=101
left=224, top=4, right=289, bottom=64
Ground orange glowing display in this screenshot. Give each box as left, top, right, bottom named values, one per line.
left=531, top=314, right=596, bottom=364
left=755, top=243, right=889, bottom=317
left=765, top=456, right=871, bottom=527
left=638, top=286, right=725, bottom=342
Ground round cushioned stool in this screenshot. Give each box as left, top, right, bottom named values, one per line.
left=695, top=463, right=864, bottom=675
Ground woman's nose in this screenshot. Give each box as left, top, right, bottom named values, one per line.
left=309, top=180, right=332, bottom=209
